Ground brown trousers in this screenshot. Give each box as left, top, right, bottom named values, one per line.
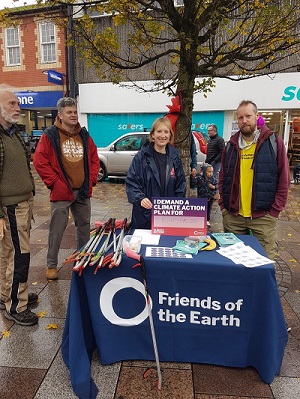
left=222, top=212, right=278, bottom=260
left=0, top=196, right=33, bottom=313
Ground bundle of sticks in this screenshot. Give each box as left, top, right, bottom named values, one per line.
left=63, top=217, right=130, bottom=275
left=65, top=218, right=163, bottom=390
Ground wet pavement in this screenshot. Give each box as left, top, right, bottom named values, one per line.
left=0, top=167, right=299, bottom=399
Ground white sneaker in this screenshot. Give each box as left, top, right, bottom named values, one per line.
left=291, top=180, right=295, bottom=184
left=207, top=221, right=211, bottom=227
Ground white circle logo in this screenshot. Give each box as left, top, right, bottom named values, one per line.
left=100, top=277, right=150, bottom=326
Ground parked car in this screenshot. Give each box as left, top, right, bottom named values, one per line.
left=97, top=131, right=207, bottom=182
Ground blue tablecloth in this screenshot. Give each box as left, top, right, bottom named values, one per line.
left=61, top=235, right=288, bottom=399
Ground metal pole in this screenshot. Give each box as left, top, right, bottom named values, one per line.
left=67, top=5, right=75, bottom=98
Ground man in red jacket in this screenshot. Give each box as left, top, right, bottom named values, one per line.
left=34, top=97, right=100, bottom=280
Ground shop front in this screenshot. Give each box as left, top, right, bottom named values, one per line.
left=16, top=90, right=63, bottom=138
left=87, top=111, right=225, bottom=148
left=78, top=72, right=300, bottom=164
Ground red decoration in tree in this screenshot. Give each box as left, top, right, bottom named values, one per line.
left=165, top=96, right=181, bottom=140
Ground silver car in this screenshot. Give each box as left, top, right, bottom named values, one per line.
left=97, top=131, right=207, bottom=182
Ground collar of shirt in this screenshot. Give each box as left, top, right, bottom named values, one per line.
left=0, top=123, right=17, bottom=137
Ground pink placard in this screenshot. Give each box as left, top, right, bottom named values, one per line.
left=151, top=197, right=207, bottom=236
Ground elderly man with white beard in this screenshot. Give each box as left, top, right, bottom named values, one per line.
left=0, top=84, right=38, bottom=326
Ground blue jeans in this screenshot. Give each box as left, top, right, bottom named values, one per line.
left=211, top=161, right=221, bottom=178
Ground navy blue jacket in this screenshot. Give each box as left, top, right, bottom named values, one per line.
left=219, top=125, right=290, bottom=219
left=126, top=142, right=186, bottom=229
left=196, top=164, right=218, bottom=200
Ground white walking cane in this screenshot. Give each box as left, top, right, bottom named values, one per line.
left=125, top=247, right=162, bottom=390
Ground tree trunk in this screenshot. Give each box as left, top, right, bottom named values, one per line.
left=175, top=40, right=198, bottom=197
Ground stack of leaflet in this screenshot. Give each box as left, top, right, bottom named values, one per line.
left=211, top=232, right=243, bottom=247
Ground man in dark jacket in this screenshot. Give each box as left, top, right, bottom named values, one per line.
left=205, top=124, right=225, bottom=178
left=0, top=84, right=38, bottom=326
left=34, top=97, right=100, bottom=281
left=218, top=100, right=290, bottom=260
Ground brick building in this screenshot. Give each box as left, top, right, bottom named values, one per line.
left=0, top=3, right=67, bottom=138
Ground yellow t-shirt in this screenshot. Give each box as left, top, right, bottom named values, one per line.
left=239, top=143, right=256, bottom=217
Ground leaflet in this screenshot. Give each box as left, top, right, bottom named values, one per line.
left=211, top=232, right=243, bottom=247
left=216, top=242, right=274, bottom=267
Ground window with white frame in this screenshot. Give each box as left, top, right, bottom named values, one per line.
left=39, top=22, right=56, bottom=63
left=5, top=27, right=21, bottom=66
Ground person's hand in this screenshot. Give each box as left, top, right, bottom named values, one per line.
left=0, top=218, right=6, bottom=240
left=141, top=198, right=152, bottom=209
left=191, top=168, right=197, bottom=178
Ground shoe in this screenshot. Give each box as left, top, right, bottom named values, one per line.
left=5, top=308, right=38, bottom=326
left=207, top=221, right=211, bottom=227
left=0, top=292, right=38, bottom=310
left=46, top=268, right=58, bottom=280
left=290, top=180, right=295, bottom=184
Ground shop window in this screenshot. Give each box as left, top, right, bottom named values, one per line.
left=288, top=115, right=300, bottom=165
left=5, top=27, right=21, bottom=66
left=39, top=22, right=56, bottom=63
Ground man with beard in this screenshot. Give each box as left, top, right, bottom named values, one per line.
left=218, top=100, right=290, bottom=260
left=0, top=85, right=38, bottom=326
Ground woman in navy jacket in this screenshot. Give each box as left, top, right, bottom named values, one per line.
left=126, top=117, right=186, bottom=229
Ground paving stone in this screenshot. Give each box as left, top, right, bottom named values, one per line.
left=1, top=167, right=299, bottom=399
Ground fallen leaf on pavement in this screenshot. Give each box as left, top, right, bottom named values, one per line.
left=37, top=310, right=47, bottom=318
left=46, top=324, right=58, bottom=330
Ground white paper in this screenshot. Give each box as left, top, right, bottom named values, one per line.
left=216, top=242, right=274, bottom=267
left=133, top=229, right=160, bottom=245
